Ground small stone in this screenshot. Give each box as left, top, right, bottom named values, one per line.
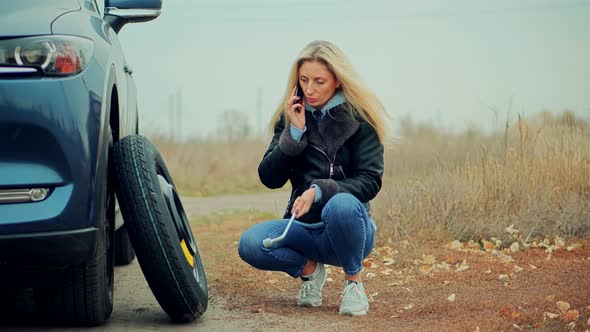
left=492, top=250, right=514, bottom=263
left=383, top=258, right=396, bottom=266
left=368, top=292, right=379, bottom=303
left=422, top=254, right=436, bottom=265
left=447, top=293, right=456, bottom=302
left=544, top=312, right=559, bottom=319
left=456, top=260, right=470, bottom=272
left=498, top=274, right=509, bottom=281
left=513, top=266, right=524, bottom=273
left=557, top=301, right=571, bottom=313
left=554, top=236, right=565, bottom=248
left=509, top=242, right=520, bottom=253
left=448, top=240, right=462, bottom=250
left=419, top=265, right=432, bottom=274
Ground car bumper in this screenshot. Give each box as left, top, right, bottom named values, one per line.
left=0, top=226, right=98, bottom=266
left=0, top=227, right=99, bottom=286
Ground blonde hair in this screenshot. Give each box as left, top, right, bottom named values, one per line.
left=269, top=40, right=389, bottom=143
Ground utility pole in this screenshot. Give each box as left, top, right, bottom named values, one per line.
left=256, top=87, right=263, bottom=137
left=168, top=93, right=175, bottom=141
left=176, top=88, right=182, bottom=142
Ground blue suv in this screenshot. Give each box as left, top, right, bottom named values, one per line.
left=0, top=0, right=162, bottom=325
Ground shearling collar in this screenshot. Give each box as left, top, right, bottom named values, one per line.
left=306, top=103, right=360, bottom=158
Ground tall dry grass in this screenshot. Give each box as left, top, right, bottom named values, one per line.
left=154, top=111, right=590, bottom=242
left=153, top=138, right=270, bottom=197
left=373, top=111, right=590, bottom=243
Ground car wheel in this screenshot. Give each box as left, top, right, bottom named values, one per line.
left=114, top=225, right=136, bottom=265
left=35, top=131, right=115, bottom=325
left=113, top=135, right=208, bottom=322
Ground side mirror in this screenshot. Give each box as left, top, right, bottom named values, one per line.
left=104, top=0, right=162, bottom=33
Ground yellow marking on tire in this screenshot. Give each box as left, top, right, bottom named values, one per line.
left=180, top=240, right=195, bottom=268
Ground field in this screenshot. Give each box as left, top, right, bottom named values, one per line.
left=156, top=111, right=590, bottom=244
left=153, top=111, right=590, bottom=330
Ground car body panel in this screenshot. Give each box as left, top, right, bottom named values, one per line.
left=0, top=68, right=101, bottom=234
left=0, top=0, right=157, bottom=273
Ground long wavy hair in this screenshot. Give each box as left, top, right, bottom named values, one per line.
left=268, top=40, right=389, bottom=143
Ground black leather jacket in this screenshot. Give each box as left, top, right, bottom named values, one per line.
left=258, top=104, right=384, bottom=223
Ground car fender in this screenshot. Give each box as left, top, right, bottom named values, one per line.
left=52, top=5, right=137, bottom=231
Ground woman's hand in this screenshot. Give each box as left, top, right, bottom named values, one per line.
left=291, top=187, right=316, bottom=218
left=288, top=86, right=306, bottom=130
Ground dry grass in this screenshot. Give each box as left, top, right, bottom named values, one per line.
left=373, top=111, right=590, bottom=244
left=154, top=111, right=590, bottom=242
left=152, top=138, right=271, bottom=197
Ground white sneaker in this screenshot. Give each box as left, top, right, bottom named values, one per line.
left=339, top=281, right=369, bottom=316
left=296, top=263, right=326, bottom=307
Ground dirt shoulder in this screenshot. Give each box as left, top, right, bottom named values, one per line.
left=2, top=192, right=589, bottom=331
left=194, top=208, right=590, bottom=331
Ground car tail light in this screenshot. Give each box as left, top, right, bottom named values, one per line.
left=0, top=35, right=94, bottom=76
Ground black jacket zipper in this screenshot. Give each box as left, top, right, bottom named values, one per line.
left=310, top=144, right=335, bottom=179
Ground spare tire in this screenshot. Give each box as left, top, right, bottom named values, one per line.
left=113, top=135, right=207, bottom=322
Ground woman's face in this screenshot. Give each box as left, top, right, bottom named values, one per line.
left=298, top=60, right=341, bottom=110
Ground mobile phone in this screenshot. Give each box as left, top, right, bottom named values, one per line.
left=294, top=83, right=304, bottom=113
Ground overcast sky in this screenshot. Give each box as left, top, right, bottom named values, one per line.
left=118, top=0, right=590, bottom=140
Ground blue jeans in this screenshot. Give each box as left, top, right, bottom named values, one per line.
left=238, top=193, right=376, bottom=277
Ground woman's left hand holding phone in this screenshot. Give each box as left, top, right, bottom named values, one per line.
left=288, top=85, right=306, bottom=130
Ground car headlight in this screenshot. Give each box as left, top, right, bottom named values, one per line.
left=0, top=35, right=94, bottom=76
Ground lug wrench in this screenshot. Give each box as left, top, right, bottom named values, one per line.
left=262, top=209, right=299, bottom=248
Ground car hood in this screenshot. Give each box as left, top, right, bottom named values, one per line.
left=0, top=0, right=80, bottom=37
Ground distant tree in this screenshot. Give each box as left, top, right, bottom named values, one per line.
left=216, top=109, right=251, bottom=142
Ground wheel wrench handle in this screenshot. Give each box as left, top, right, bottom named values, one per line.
left=262, top=209, right=299, bottom=248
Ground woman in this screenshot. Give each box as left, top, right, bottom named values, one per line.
left=238, top=40, right=387, bottom=316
